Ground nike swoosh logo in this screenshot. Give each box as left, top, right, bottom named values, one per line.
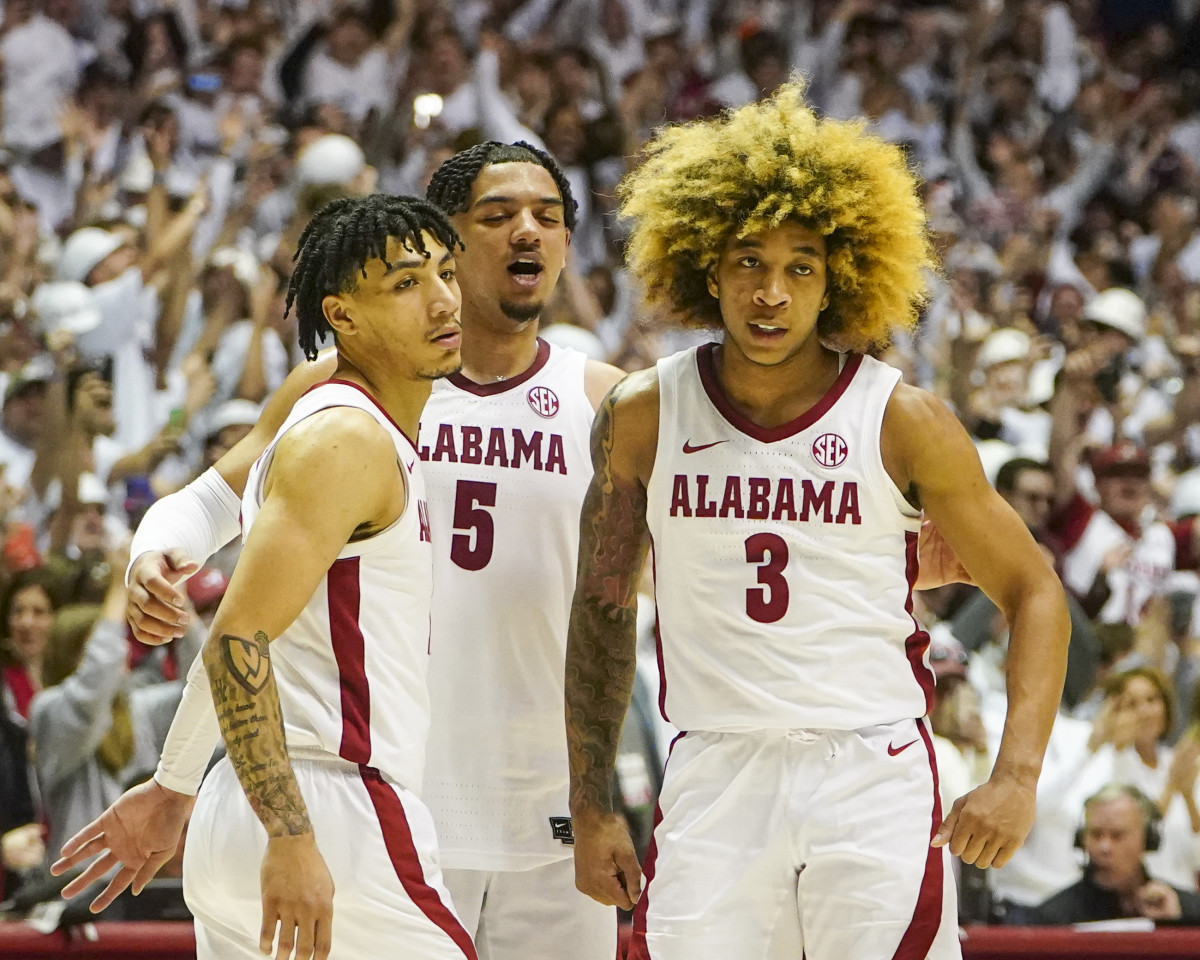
left=888, top=739, right=919, bottom=757
left=682, top=439, right=729, bottom=454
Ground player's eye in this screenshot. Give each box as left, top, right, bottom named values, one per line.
left=396, top=277, right=416, bottom=289
left=738, top=256, right=760, bottom=268
left=440, top=269, right=456, bottom=281
left=792, top=264, right=813, bottom=276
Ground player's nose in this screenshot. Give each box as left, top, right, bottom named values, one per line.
left=510, top=208, right=541, bottom=245
left=754, top=271, right=790, bottom=308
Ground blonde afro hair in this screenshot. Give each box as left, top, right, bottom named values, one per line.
left=618, top=82, right=937, bottom=352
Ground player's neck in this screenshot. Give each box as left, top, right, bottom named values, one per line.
left=331, top=358, right=432, bottom=440
left=715, top=337, right=842, bottom=429
left=458, top=316, right=542, bottom=385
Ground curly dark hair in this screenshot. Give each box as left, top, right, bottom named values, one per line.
left=426, top=141, right=578, bottom=232
left=285, top=194, right=462, bottom=361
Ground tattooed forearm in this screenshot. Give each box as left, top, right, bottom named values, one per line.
left=203, top=632, right=311, bottom=837
left=566, top=388, right=651, bottom=819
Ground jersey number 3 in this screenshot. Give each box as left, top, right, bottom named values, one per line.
left=745, top=532, right=789, bottom=623
left=451, top=479, right=497, bottom=571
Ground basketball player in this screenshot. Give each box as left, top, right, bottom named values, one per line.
left=564, top=84, right=1071, bottom=959
left=56, top=144, right=624, bottom=959
left=56, top=195, right=474, bottom=959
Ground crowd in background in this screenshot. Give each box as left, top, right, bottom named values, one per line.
left=2, top=0, right=1200, bottom=931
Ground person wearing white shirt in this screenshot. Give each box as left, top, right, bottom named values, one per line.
left=0, top=0, right=82, bottom=155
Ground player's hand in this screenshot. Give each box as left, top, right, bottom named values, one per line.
left=914, top=519, right=973, bottom=589
left=127, top=549, right=199, bottom=644
left=260, top=834, right=334, bottom=960
left=931, top=772, right=1036, bottom=869
left=1137, top=880, right=1183, bottom=921
left=52, top=779, right=194, bottom=912
left=572, top=812, right=642, bottom=910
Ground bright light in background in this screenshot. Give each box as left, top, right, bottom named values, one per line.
left=413, top=94, right=444, bottom=129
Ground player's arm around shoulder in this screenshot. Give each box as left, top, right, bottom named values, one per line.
left=215, top=349, right=339, bottom=495
left=882, top=382, right=1070, bottom=870
left=566, top=365, right=659, bottom=911
left=583, top=358, right=627, bottom=413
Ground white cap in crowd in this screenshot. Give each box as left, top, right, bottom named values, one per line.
left=1084, top=288, right=1146, bottom=342
left=205, top=399, right=262, bottom=439
left=295, top=135, right=366, bottom=187
left=55, top=228, right=126, bottom=284
left=30, top=282, right=103, bottom=337
left=975, top=328, right=1030, bottom=371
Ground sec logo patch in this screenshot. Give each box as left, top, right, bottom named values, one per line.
left=812, top=432, right=848, bottom=468
left=527, top=385, right=560, bottom=419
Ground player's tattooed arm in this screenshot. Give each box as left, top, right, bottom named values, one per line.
left=203, top=630, right=311, bottom=837
left=566, top=379, right=654, bottom=818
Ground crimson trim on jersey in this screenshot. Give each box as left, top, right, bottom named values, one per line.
left=328, top=556, right=372, bottom=764
left=628, top=732, right=685, bottom=960
left=446, top=337, right=551, bottom=396
left=649, top=541, right=670, bottom=724
left=303, top=378, right=420, bottom=449
left=695, top=343, right=864, bottom=443
left=359, top=766, right=479, bottom=960
left=902, top=531, right=936, bottom=713
left=890, top=718, right=944, bottom=960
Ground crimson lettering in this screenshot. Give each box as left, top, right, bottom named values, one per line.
left=799, top=480, right=833, bottom=523
left=836, top=482, right=861, bottom=525
left=670, top=474, right=693, bottom=516
left=418, top=425, right=568, bottom=474
left=747, top=478, right=770, bottom=520
left=719, top=476, right=745, bottom=518
left=696, top=475, right=718, bottom=517
left=484, top=427, right=509, bottom=467
left=772, top=478, right=796, bottom=521
left=430, top=424, right=458, bottom=462
left=461, top=425, right=483, bottom=464
left=668, top=476, right=861, bottom=526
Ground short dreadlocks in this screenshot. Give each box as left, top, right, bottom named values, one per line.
left=426, top=141, right=578, bottom=232
left=286, top=194, right=462, bottom=360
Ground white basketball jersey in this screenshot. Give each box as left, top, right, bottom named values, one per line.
left=242, top=380, right=434, bottom=793
left=417, top=340, right=594, bottom=871
left=647, top=344, right=930, bottom=733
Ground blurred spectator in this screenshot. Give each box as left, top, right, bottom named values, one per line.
left=0, top=567, right=60, bottom=721
left=1030, top=784, right=1200, bottom=925
left=28, top=544, right=191, bottom=858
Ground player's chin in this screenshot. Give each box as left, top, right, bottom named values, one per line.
left=418, top=355, right=463, bottom=381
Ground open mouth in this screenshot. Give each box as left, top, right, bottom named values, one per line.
left=431, top=325, right=462, bottom=347
left=748, top=322, right=787, bottom=338
left=507, top=257, right=543, bottom=288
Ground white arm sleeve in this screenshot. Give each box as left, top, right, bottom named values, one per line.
left=153, top=653, right=221, bottom=796
left=126, top=467, right=242, bottom=585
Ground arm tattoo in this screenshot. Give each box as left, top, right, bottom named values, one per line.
left=204, top=632, right=311, bottom=837
left=565, top=387, right=650, bottom=818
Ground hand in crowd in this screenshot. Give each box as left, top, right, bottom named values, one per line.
left=1, top=823, right=45, bottom=872
left=1137, top=880, right=1185, bottom=922
left=1088, top=696, right=1141, bottom=753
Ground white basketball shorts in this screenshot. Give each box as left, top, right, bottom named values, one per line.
left=184, top=753, right=477, bottom=959
left=628, top=718, right=961, bottom=960
left=442, top=858, right=617, bottom=960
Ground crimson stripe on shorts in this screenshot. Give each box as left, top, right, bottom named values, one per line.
left=628, top=732, right=685, bottom=960
left=359, top=766, right=478, bottom=959
left=902, top=531, right=935, bottom=714
left=890, top=718, right=944, bottom=960
left=328, top=557, right=371, bottom=764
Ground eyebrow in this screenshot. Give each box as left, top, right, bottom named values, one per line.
left=473, top=194, right=564, bottom=209
left=385, top=250, right=456, bottom=274
left=732, top=238, right=824, bottom=257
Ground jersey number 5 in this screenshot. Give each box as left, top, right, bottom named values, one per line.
left=450, top=479, right=497, bottom=571
left=745, top=532, right=789, bottom=623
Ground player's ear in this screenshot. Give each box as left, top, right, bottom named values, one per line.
left=820, top=291, right=830, bottom=312
left=706, top=267, right=719, bottom=300
left=323, top=295, right=357, bottom=338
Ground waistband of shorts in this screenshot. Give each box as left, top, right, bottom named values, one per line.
left=286, top=745, right=363, bottom=773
